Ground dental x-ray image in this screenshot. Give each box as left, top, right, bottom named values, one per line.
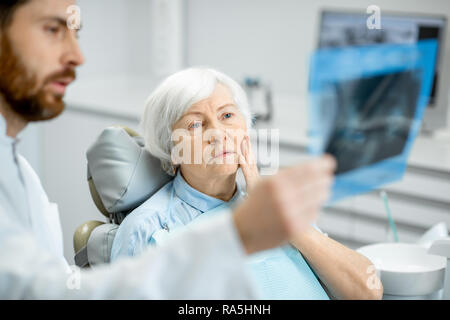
left=324, top=70, right=422, bottom=174
left=308, top=40, right=438, bottom=202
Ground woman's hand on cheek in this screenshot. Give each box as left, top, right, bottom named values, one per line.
left=239, top=135, right=260, bottom=194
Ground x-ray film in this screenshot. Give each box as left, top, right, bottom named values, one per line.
left=308, top=40, right=438, bottom=203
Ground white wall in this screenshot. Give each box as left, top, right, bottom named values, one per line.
left=75, top=0, right=153, bottom=79
left=75, top=0, right=184, bottom=82
left=186, top=0, right=450, bottom=97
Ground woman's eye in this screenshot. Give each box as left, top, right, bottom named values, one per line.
left=189, top=122, right=202, bottom=129
left=223, top=113, right=233, bottom=119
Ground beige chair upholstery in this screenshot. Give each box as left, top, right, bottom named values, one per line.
left=73, top=221, right=105, bottom=268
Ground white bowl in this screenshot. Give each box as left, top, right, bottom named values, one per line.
left=357, top=243, right=446, bottom=297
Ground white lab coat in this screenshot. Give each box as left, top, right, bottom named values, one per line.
left=0, top=115, right=258, bottom=299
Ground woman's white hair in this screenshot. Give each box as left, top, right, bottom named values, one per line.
left=140, top=67, right=253, bottom=176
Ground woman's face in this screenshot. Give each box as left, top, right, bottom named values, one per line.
left=172, top=84, right=248, bottom=179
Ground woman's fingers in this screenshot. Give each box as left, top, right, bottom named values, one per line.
left=239, top=136, right=260, bottom=193
left=242, top=135, right=249, bottom=158
left=238, top=136, right=250, bottom=163
left=246, top=136, right=257, bottom=165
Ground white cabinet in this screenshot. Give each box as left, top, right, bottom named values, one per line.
left=318, top=160, right=450, bottom=249
left=254, top=125, right=450, bottom=250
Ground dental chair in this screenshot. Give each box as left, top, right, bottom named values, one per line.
left=73, top=126, right=171, bottom=268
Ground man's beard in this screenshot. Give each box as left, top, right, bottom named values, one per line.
left=0, top=33, right=76, bottom=122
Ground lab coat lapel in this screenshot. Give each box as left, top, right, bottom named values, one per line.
left=17, top=155, right=65, bottom=258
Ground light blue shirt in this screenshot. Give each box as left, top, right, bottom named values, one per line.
left=111, top=170, right=246, bottom=259
left=111, top=170, right=330, bottom=300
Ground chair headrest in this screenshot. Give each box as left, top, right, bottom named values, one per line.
left=86, top=126, right=172, bottom=219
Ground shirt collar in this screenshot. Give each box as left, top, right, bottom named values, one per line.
left=0, top=113, right=15, bottom=146
left=173, top=170, right=243, bottom=213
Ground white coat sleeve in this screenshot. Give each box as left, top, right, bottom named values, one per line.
left=0, top=204, right=259, bottom=299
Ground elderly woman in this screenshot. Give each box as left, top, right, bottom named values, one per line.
left=110, top=67, right=382, bottom=300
